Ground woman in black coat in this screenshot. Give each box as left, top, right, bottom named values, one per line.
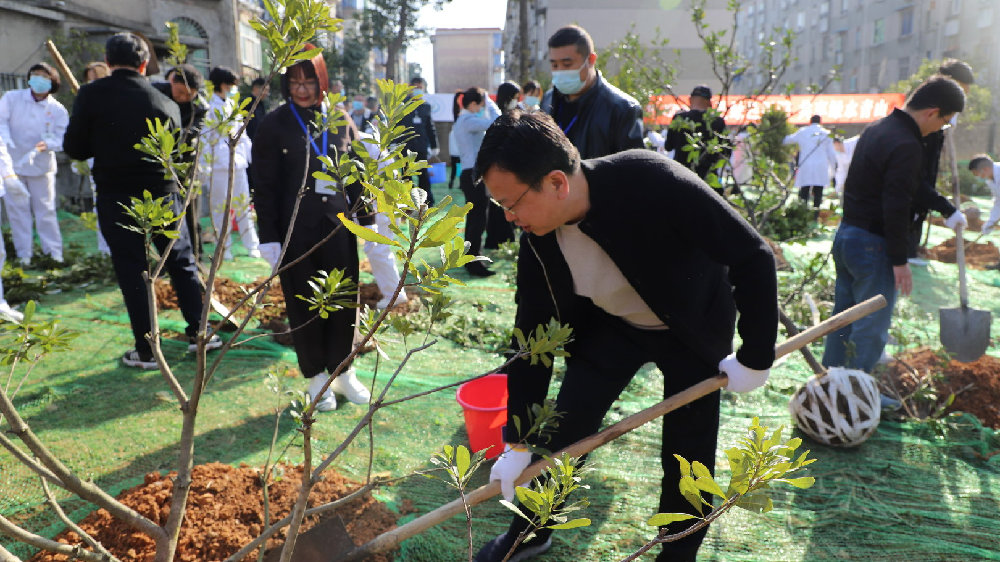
left=251, top=47, right=369, bottom=411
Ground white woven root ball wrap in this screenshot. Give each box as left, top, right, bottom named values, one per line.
left=789, top=367, right=881, bottom=447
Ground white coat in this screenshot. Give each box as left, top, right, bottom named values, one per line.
left=202, top=94, right=258, bottom=257
left=783, top=123, right=836, bottom=188
left=833, top=135, right=859, bottom=195
left=983, top=162, right=1000, bottom=232
left=0, top=89, right=68, bottom=176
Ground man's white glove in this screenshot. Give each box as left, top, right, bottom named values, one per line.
left=3, top=176, right=29, bottom=204
left=489, top=444, right=532, bottom=502
left=429, top=147, right=440, bottom=159
left=719, top=352, right=770, bottom=393
left=258, top=242, right=282, bottom=268
left=944, top=210, right=968, bottom=232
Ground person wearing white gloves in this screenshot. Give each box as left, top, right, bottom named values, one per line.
left=203, top=66, right=260, bottom=260
left=0, top=135, right=27, bottom=321
left=970, top=155, right=1000, bottom=238
left=832, top=135, right=858, bottom=197
left=400, top=77, right=439, bottom=206
left=473, top=112, right=779, bottom=562
left=0, top=62, right=68, bottom=265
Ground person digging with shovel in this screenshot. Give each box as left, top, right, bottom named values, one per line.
left=473, top=111, right=779, bottom=562
left=822, top=76, right=966, bottom=373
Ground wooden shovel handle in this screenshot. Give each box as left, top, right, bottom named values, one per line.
left=45, top=40, right=80, bottom=94
left=335, top=295, right=887, bottom=561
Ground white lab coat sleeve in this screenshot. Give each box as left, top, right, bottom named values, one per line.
left=0, top=92, right=15, bottom=150
left=782, top=130, right=798, bottom=146
left=46, top=103, right=69, bottom=153
left=988, top=166, right=1000, bottom=230
left=0, top=135, right=14, bottom=179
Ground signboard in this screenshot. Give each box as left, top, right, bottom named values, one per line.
left=425, top=93, right=458, bottom=122
left=647, top=93, right=907, bottom=126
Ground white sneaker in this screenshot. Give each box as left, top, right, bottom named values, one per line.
left=188, top=334, right=223, bottom=352
left=247, top=248, right=262, bottom=259
left=307, top=372, right=337, bottom=412
left=376, top=290, right=407, bottom=310
left=0, top=301, right=24, bottom=323
left=907, top=258, right=929, bottom=266
left=329, top=368, right=371, bottom=404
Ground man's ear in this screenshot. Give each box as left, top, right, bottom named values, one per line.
left=587, top=52, right=598, bottom=66
left=549, top=170, right=570, bottom=197
left=138, top=60, right=149, bottom=76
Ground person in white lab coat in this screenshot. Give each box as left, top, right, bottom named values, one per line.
left=783, top=114, right=837, bottom=212
left=969, top=155, right=1000, bottom=237
left=0, top=135, right=28, bottom=321
left=0, top=62, right=68, bottom=264
left=358, top=129, right=408, bottom=309
left=832, top=135, right=859, bottom=196
left=203, top=66, right=260, bottom=260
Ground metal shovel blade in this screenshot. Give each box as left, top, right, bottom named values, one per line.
left=939, top=305, right=992, bottom=363
left=262, top=514, right=355, bottom=562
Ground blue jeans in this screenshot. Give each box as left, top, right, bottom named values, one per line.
left=822, top=224, right=897, bottom=372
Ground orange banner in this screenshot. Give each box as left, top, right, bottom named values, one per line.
left=647, top=93, right=907, bottom=126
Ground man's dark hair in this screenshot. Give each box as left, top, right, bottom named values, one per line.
left=474, top=111, right=580, bottom=189
left=460, top=87, right=484, bottom=109
left=105, top=32, right=149, bottom=69
left=250, top=77, right=267, bottom=88
left=905, top=75, right=965, bottom=116
left=810, top=114, right=821, bottom=124
left=26, top=62, right=61, bottom=94
left=208, top=66, right=238, bottom=91
left=409, top=76, right=426, bottom=87
left=168, top=64, right=204, bottom=91
left=496, top=81, right=521, bottom=111
left=548, top=25, right=594, bottom=58
left=969, top=154, right=993, bottom=172
left=939, top=59, right=974, bottom=86
left=523, top=80, right=541, bottom=96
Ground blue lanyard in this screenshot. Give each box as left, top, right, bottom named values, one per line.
left=562, top=114, right=578, bottom=135
left=289, top=100, right=328, bottom=164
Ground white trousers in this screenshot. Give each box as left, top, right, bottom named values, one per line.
left=363, top=211, right=407, bottom=307
left=208, top=167, right=259, bottom=255
left=8, top=172, right=62, bottom=261
left=91, top=179, right=110, bottom=255
left=0, top=197, right=7, bottom=302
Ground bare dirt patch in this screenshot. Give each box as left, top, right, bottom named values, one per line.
left=29, top=463, right=398, bottom=562
left=924, top=237, right=999, bottom=269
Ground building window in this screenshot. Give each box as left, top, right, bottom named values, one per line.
left=900, top=8, right=914, bottom=36
left=169, top=17, right=210, bottom=76
left=978, top=8, right=993, bottom=28
left=943, top=19, right=960, bottom=36
left=797, top=12, right=805, bottom=29
left=949, top=0, right=962, bottom=16
left=898, top=56, right=910, bottom=80
left=240, top=23, right=262, bottom=70
left=849, top=75, right=857, bottom=91
left=872, top=18, right=885, bottom=45
left=869, top=63, right=880, bottom=90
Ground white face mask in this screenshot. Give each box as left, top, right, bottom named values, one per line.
left=507, top=99, right=518, bottom=111
left=552, top=60, right=589, bottom=95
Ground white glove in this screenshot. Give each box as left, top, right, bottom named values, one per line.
left=258, top=242, right=282, bottom=268
left=944, top=210, right=968, bottom=232
left=4, top=176, right=29, bottom=203
left=429, top=147, right=440, bottom=159
left=489, top=444, right=532, bottom=502
left=719, top=352, right=770, bottom=393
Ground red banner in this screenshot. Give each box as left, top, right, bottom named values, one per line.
left=647, top=93, right=906, bottom=126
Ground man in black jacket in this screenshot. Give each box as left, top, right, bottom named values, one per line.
left=822, top=76, right=966, bottom=373
left=63, top=32, right=219, bottom=369
left=400, top=76, right=439, bottom=205
left=472, top=111, right=778, bottom=562
left=907, top=60, right=975, bottom=265
left=546, top=25, right=644, bottom=159
left=665, top=84, right=730, bottom=188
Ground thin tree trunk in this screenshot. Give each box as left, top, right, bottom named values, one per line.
left=518, top=0, right=530, bottom=83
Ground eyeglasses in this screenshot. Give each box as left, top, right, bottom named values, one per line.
left=489, top=185, right=532, bottom=216
left=289, top=79, right=318, bottom=91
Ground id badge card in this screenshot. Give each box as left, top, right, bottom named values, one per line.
left=413, top=116, right=422, bottom=124
left=315, top=178, right=338, bottom=195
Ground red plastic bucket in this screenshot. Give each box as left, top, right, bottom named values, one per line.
left=456, top=374, right=508, bottom=459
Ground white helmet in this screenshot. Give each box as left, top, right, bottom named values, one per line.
left=789, top=367, right=881, bottom=447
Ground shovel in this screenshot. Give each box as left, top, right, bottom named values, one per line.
left=939, top=130, right=991, bottom=362
left=328, top=295, right=887, bottom=562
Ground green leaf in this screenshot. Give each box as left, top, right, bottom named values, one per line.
left=694, top=476, right=727, bottom=499
left=337, top=213, right=395, bottom=245
left=456, top=445, right=471, bottom=479
left=547, top=518, right=591, bottom=530
left=776, top=476, right=815, bottom=489
left=647, top=512, right=698, bottom=527
left=691, top=461, right=712, bottom=480
left=674, top=454, right=692, bottom=478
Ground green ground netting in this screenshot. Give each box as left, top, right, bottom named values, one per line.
left=2, top=186, right=1000, bottom=561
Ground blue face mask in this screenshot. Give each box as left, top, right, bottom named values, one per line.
left=227, top=88, right=239, bottom=99
left=412, top=88, right=424, bottom=97
left=551, top=60, right=588, bottom=95
left=524, top=95, right=540, bottom=107
left=352, top=100, right=364, bottom=111
left=28, top=75, right=52, bottom=95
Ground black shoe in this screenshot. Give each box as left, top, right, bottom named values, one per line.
left=475, top=532, right=552, bottom=562
left=122, top=349, right=157, bottom=369
left=465, top=262, right=496, bottom=278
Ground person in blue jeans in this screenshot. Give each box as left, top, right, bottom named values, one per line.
left=822, top=76, right=967, bottom=372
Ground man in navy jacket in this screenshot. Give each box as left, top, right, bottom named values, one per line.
left=472, top=111, right=778, bottom=562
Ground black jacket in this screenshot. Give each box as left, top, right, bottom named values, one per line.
left=548, top=71, right=644, bottom=159
left=246, top=99, right=270, bottom=141
left=842, top=108, right=925, bottom=265
left=151, top=81, right=207, bottom=161
left=400, top=96, right=438, bottom=155
left=503, top=149, right=778, bottom=443
left=664, top=108, right=729, bottom=180
left=250, top=102, right=369, bottom=245
left=910, top=129, right=956, bottom=220
left=64, top=69, right=181, bottom=195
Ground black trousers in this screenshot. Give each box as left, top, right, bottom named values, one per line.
left=502, top=308, right=721, bottom=561
left=798, top=185, right=823, bottom=209
left=415, top=150, right=435, bottom=207
left=97, top=192, right=205, bottom=356
left=448, top=155, right=461, bottom=187
left=278, top=226, right=359, bottom=378
left=460, top=169, right=487, bottom=257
